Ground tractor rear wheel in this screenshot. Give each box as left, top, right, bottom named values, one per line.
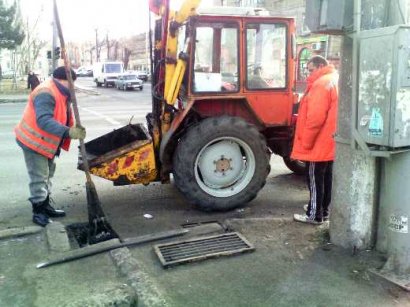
left=283, top=157, right=306, bottom=175
left=173, top=116, right=270, bottom=211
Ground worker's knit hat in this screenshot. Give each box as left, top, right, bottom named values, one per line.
left=53, top=66, right=77, bottom=81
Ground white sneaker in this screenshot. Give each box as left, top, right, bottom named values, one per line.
left=293, top=213, right=323, bottom=225
left=303, top=205, right=329, bottom=221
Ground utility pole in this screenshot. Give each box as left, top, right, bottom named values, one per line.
left=27, top=17, right=30, bottom=71
left=106, top=32, right=110, bottom=60
left=331, top=0, right=408, bottom=249
left=95, top=28, right=100, bottom=62
left=329, top=0, right=410, bottom=289
left=51, top=0, right=57, bottom=71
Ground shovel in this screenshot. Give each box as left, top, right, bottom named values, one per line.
left=53, top=0, right=116, bottom=244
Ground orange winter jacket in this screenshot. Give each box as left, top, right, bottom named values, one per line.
left=14, top=79, right=74, bottom=159
left=291, top=65, right=339, bottom=162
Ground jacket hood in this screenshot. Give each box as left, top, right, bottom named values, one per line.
left=306, top=64, right=336, bottom=89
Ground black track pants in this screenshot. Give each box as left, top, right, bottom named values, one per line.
left=306, top=161, right=333, bottom=221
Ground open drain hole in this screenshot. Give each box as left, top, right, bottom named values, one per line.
left=66, top=223, right=119, bottom=247
left=66, top=223, right=89, bottom=247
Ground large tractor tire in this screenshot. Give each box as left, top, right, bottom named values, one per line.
left=283, top=157, right=306, bottom=175
left=173, top=116, right=270, bottom=211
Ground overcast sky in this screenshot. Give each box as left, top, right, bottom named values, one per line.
left=17, top=0, right=215, bottom=43
left=18, top=0, right=149, bottom=42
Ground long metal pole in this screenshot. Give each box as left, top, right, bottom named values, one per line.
left=350, top=0, right=361, bottom=149
left=52, top=0, right=57, bottom=71
left=53, top=0, right=112, bottom=241
left=27, top=17, right=30, bottom=71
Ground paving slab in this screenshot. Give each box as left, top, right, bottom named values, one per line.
left=123, top=217, right=410, bottom=307
left=0, top=225, right=137, bottom=307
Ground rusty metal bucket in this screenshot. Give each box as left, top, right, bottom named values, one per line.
left=78, top=124, right=157, bottom=185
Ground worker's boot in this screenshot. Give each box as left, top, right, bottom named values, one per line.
left=32, top=202, right=50, bottom=227
left=42, top=195, right=66, bottom=218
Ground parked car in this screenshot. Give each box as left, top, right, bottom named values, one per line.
left=115, top=74, right=143, bottom=91
left=1, top=70, right=18, bottom=79
left=128, top=70, right=148, bottom=82
left=76, top=67, right=93, bottom=77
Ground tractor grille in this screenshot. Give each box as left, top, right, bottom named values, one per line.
left=154, top=232, right=254, bottom=268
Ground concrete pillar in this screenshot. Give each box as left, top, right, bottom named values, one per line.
left=330, top=35, right=377, bottom=249
left=330, top=0, right=407, bottom=250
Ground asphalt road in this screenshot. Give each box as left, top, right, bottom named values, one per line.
left=0, top=77, right=308, bottom=235
left=2, top=78, right=409, bottom=306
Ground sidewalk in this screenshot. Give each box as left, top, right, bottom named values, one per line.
left=0, top=86, right=98, bottom=104
left=2, top=218, right=409, bottom=306
left=0, top=223, right=138, bottom=306
left=0, top=94, right=28, bottom=103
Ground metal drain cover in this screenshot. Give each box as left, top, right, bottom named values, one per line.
left=154, top=232, right=254, bottom=267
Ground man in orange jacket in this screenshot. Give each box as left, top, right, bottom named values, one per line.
left=15, top=66, right=86, bottom=227
left=292, top=56, right=339, bottom=225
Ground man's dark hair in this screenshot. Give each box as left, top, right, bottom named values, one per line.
left=308, top=55, right=328, bottom=68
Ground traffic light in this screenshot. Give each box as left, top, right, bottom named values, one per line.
left=54, top=47, right=61, bottom=59
left=47, top=50, right=52, bottom=59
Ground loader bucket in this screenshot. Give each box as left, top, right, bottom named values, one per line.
left=78, top=124, right=157, bottom=185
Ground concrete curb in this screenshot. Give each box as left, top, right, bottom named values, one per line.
left=45, top=221, right=71, bottom=252
left=109, top=224, right=226, bottom=307
left=0, top=225, right=43, bottom=239
left=62, top=285, right=137, bottom=307
left=111, top=247, right=166, bottom=307
left=41, top=226, right=138, bottom=306
left=0, top=86, right=98, bottom=104
left=0, top=97, right=27, bottom=104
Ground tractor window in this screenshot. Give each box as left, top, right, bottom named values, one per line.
left=246, top=23, right=287, bottom=90
left=193, top=23, right=239, bottom=93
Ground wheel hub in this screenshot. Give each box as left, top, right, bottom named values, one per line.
left=214, top=156, right=232, bottom=175
left=197, top=140, right=248, bottom=190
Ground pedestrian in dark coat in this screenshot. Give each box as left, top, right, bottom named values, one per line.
left=27, top=71, right=40, bottom=91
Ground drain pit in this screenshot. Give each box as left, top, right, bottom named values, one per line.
left=66, top=223, right=119, bottom=247
left=66, top=223, right=89, bottom=248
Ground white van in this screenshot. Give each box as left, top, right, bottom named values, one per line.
left=93, top=61, right=124, bottom=87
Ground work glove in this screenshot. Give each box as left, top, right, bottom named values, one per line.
left=68, top=126, right=86, bottom=140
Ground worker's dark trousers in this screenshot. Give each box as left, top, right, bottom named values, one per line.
left=306, top=161, right=333, bottom=222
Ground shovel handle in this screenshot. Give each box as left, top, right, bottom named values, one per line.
left=53, top=0, right=92, bottom=183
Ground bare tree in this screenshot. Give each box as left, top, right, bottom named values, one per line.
left=122, top=47, right=132, bottom=70
left=0, top=0, right=25, bottom=88
left=18, top=13, right=47, bottom=75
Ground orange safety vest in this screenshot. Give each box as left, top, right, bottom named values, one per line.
left=15, top=79, right=74, bottom=159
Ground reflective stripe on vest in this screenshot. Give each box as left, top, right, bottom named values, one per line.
left=20, top=119, right=60, bottom=147
left=15, top=128, right=56, bottom=156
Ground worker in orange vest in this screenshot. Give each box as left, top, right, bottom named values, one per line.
left=15, top=66, right=86, bottom=227
left=291, top=55, right=339, bottom=225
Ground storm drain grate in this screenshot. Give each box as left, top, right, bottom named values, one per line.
left=154, top=232, right=254, bottom=268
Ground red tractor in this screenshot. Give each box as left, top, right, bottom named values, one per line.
left=81, top=1, right=303, bottom=212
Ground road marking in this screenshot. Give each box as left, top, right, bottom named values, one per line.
left=80, top=107, right=122, bottom=125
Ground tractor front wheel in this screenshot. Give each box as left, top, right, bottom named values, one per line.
left=173, top=116, right=270, bottom=211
